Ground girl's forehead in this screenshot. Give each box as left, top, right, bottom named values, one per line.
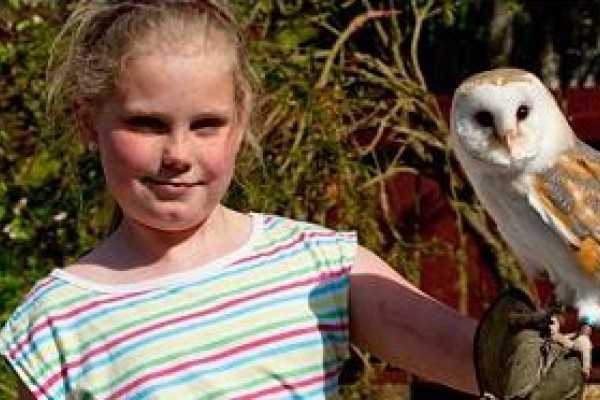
left=117, top=51, right=234, bottom=87
left=127, top=55, right=231, bottom=95
left=120, top=32, right=235, bottom=74
left=129, top=17, right=234, bottom=53
left=100, top=51, right=237, bottom=118
left=123, top=46, right=229, bottom=64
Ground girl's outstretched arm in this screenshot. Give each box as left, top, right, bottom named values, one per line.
left=349, top=245, right=479, bottom=395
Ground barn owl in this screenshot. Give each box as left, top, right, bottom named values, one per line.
left=449, top=68, right=600, bottom=330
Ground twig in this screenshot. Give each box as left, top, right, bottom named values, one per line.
left=361, top=0, right=390, bottom=46
left=316, top=9, right=400, bottom=90
left=358, top=99, right=403, bottom=155
left=410, top=0, right=441, bottom=90
left=278, top=111, right=308, bottom=174
left=359, top=166, right=418, bottom=190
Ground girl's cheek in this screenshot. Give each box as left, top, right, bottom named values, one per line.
left=215, top=140, right=239, bottom=172
left=103, top=132, right=159, bottom=172
left=198, top=133, right=241, bottom=172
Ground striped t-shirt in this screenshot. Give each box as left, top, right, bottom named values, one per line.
left=1, top=214, right=356, bottom=399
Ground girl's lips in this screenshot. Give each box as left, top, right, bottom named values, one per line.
left=150, top=181, right=197, bottom=187
left=142, top=177, right=203, bottom=186
left=142, top=178, right=204, bottom=197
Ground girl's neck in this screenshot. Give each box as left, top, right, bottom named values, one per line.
left=118, top=205, right=231, bottom=259
left=72, top=205, right=253, bottom=283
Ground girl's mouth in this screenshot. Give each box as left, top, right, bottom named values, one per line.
left=141, top=177, right=204, bottom=196
left=142, top=177, right=203, bottom=187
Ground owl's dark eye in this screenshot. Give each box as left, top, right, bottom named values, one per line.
left=516, top=105, right=530, bottom=121
left=473, top=110, right=494, bottom=128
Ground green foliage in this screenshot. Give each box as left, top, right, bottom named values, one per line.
left=0, top=2, right=111, bottom=393
left=1, top=3, right=59, bottom=289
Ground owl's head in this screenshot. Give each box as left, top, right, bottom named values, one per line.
left=450, top=68, right=574, bottom=172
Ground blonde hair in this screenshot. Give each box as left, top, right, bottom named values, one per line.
left=47, top=0, right=255, bottom=131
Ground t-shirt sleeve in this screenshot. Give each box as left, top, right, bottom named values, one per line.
left=1, top=289, right=61, bottom=400
left=311, top=229, right=357, bottom=365
left=327, top=230, right=357, bottom=311
left=334, top=230, right=358, bottom=274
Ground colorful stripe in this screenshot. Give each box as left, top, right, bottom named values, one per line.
left=1, top=214, right=355, bottom=399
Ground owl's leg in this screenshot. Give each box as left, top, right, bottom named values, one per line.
left=570, top=324, right=592, bottom=377
left=551, top=319, right=593, bottom=377
left=535, top=301, right=593, bottom=377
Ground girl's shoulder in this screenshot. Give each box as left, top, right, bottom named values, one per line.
left=254, top=213, right=357, bottom=264
left=1, top=272, right=81, bottom=338
left=258, top=213, right=355, bottom=241
left=0, top=272, right=79, bottom=379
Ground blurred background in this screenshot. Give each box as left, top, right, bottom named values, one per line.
left=2, top=1, right=600, bottom=398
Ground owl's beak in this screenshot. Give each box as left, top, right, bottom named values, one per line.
left=495, top=129, right=519, bottom=150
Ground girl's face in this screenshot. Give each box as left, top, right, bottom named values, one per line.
left=86, top=47, right=244, bottom=231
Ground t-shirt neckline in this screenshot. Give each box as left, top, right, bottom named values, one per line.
left=50, top=213, right=264, bottom=294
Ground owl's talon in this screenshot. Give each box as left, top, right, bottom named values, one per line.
left=552, top=320, right=593, bottom=377
left=573, top=324, right=593, bottom=377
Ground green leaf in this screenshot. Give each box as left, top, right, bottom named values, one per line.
left=15, top=150, right=63, bottom=188
left=274, top=21, right=318, bottom=50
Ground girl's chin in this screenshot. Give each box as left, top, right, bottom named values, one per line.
left=124, top=205, right=214, bottom=232
left=137, top=215, right=210, bottom=232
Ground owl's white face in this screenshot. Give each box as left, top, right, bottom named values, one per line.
left=450, top=69, right=571, bottom=172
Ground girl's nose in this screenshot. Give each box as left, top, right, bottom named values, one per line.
left=162, top=133, right=193, bottom=172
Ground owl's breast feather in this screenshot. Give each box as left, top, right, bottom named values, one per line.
left=464, top=167, right=573, bottom=277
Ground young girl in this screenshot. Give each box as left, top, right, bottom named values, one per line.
left=1, top=1, right=478, bottom=398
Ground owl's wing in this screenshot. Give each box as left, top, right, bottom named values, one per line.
left=529, top=142, right=600, bottom=275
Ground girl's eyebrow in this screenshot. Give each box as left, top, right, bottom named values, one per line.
left=120, top=108, right=233, bottom=119
left=119, top=109, right=234, bottom=129
left=118, top=110, right=171, bottom=126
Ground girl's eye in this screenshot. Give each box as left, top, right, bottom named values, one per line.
left=124, top=116, right=168, bottom=133
left=190, top=117, right=228, bottom=134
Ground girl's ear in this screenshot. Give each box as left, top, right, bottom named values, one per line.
left=73, top=98, right=99, bottom=151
